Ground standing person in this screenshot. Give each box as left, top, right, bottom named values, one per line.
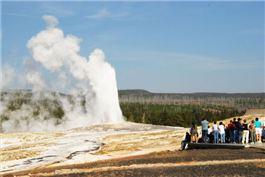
left=190, top=122, right=198, bottom=143
left=237, top=118, right=243, bottom=143
left=212, top=121, right=219, bottom=143
left=228, top=120, right=236, bottom=143
left=242, top=119, right=249, bottom=144
left=201, top=118, right=209, bottom=143
left=261, top=121, right=265, bottom=141
left=207, top=126, right=213, bottom=143
left=219, top=122, right=225, bottom=143
left=233, top=118, right=238, bottom=143
left=249, top=120, right=256, bottom=144
left=225, top=125, right=230, bottom=143
left=254, top=118, right=262, bottom=143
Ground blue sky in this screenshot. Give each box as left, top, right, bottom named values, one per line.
left=1, top=1, right=264, bottom=93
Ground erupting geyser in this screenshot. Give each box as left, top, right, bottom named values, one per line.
left=1, top=15, right=124, bottom=132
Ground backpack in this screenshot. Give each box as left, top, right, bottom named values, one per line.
left=229, top=123, right=235, bottom=131
left=191, top=125, right=197, bottom=134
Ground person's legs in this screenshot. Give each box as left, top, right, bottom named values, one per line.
left=216, top=132, right=218, bottom=143
left=214, top=130, right=218, bottom=143
left=243, top=130, right=249, bottom=143
left=220, top=134, right=223, bottom=143
left=213, top=131, right=216, bottom=143
left=230, top=130, right=234, bottom=143
left=222, top=133, right=225, bottom=143
left=250, top=131, right=255, bottom=143
left=242, top=131, right=246, bottom=143
left=234, top=130, right=237, bottom=143
left=229, top=131, right=232, bottom=143
left=181, top=140, right=185, bottom=148
left=191, top=133, right=194, bottom=143
left=238, top=131, right=242, bottom=143
left=203, top=130, right=208, bottom=143
left=256, top=128, right=261, bottom=143
left=258, top=134, right=261, bottom=143
left=195, top=133, right=198, bottom=143
left=201, top=130, right=205, bottom=143
left=258, top=128, right=262, bottom=143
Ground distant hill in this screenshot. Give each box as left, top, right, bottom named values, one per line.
left=118, top=89, right=151, bottom=95
left=118, top=89, right=264, bottom=98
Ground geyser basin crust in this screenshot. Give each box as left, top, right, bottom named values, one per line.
left=0, top=122, right=184, bottom=174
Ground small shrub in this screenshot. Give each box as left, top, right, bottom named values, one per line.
left=52, top=106, right=65, bottom=119
left=33, top=110, right=40, bottom=117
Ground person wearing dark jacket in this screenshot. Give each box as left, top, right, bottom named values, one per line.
left=233, top=118, right=238, bottom=143
left=181, top=132, right=191, bottom=150
left=237, top=118, right=243, bottom=143
left=228, top=120, right=236, bottom=143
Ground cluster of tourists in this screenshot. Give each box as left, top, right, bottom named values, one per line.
left=183, top=117, right=264, bottom=146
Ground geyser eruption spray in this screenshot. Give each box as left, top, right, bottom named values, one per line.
left=1, top=15, right=123, bottom=132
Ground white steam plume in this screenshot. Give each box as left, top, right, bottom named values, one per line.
left=25, top=15, right=123, bottom=130
left=43, top=15, right=59, bottom=28
left=0, top=64, right=16, bottom=89
left=24, top=58, right=50, bottom=92
left=87, top=49, right=122, bottom=123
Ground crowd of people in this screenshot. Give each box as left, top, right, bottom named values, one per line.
left=182, top=117, right=265, bottom=148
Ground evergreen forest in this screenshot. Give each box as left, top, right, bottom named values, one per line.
left=120, top=103, right=245, bottom=128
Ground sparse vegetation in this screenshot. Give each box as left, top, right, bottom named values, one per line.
left=1, top=115, right=10, bottom=133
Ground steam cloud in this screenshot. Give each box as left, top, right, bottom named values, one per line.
left=1, top=15, right=124, bottom=132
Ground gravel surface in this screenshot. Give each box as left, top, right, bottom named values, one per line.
left=83, top=148, right=265, bottom=168
left=4, top=148, right=265, bottom=177
left=54, top=162, right=265, bottom=177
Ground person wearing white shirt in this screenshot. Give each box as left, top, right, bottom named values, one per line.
left=219, top=122, right=225, bottom=143
left=212, top=121, right=219, bottom=143
left=207, top=126, right=212, bottom=143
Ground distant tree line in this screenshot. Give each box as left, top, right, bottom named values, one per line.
left=120, top=103, right=246, bottom=128
left=118, top=90, right=265, bottom=110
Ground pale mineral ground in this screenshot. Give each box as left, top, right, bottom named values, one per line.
left=0, top=122, right=186, bottom=174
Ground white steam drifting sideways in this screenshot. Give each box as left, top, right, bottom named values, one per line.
left=1, top=15, right=124, bottom=133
